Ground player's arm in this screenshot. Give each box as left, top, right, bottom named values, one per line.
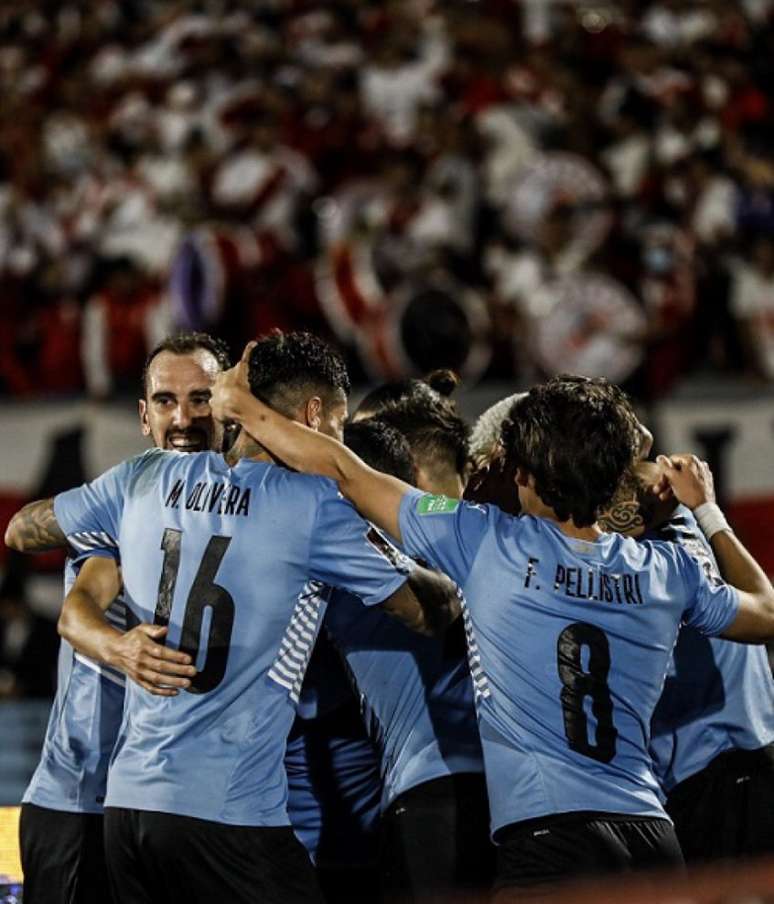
left=657, top=454, right=774, bottom=641
left=59, top=556, right=197, bottom=697
left=212, top=345, right=410, bottom=541
left=5, top=498, right=67, bottom=552
left=380, top=565, right=460, bottom=636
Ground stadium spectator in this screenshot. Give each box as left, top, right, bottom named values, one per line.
left=3, top=2, right=774, bottom=394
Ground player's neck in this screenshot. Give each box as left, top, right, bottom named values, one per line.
left=555, top=519, right=604, bottom=541
left=523, top=495, right=604, bottom=541
left=224, top=431, right=275, bottom=466
left=417, top=467, right=463, bottom=499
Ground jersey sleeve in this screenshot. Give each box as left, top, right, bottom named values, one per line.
left=53, top=457, right=138, bottom=557
left=398, top=489, right=492, bottom=586
left=308, top=492, right=413, bottom=607
left=678, top=544, right=740, bottom=637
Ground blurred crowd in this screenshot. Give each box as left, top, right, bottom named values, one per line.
left=3, top=0, right=774, bottom=400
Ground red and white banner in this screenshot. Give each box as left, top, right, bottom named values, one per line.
left=655, top=396, right=774, bottom=573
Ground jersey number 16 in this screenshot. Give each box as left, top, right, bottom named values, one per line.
left=152, top=527, right=235, bottom=694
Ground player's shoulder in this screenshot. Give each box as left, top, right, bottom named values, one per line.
left=126, top=447, right=209, bottom=487
left=236, top=458, right=339, bottom=501
left=408, top=492, right=502, bottom=525
left=102, top=447, right=176, bottom=492
left=635, top=533, right=697, bottom=574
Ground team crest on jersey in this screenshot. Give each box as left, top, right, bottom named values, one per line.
left=417, top=495, right=460, bottom=515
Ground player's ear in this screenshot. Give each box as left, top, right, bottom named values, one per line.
left=304, top=397, right=323, bottom=432
left=138, top=399, right=151, bottom=436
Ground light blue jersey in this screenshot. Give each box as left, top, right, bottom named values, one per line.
left=649, top=506, right=774, bottom=793
left=325, top=587, right=483, bottom=809
left=22, top=558, right=126, bottom=814
left=398, top=491, right=740, bottom=834
left=53, top=449, right=410, bottom=826
left=285, top=632, right=382, bottom=865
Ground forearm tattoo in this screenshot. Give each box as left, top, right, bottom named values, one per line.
left=10, top=498, right=67, bottom=551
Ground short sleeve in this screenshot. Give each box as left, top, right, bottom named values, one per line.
left=308, top=492, right=413, bottom=607
left=679, top=545, right=740, bottom=637
left=398, top=489, right=492, bottom=586
left=53, top=457, right=138, bottom=557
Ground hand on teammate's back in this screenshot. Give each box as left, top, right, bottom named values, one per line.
left=111, top=624, right=197, bottom=697
left=653, top=454, right=716, bottom=511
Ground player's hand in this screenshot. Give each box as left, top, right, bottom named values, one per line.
left=110, top=624, right=197, bottom=697
left=210, top=340, right=256, bottom=422
left=654, top=454, right=716, bottom=511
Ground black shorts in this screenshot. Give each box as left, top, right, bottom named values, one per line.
left=19, top=803, right=111, bottom=904
left=104, top=807, right=323, bottom=904
left=666, top=743, right=774, bottom=863
left=493, top=811, right=683, bottom=895
left=380, top=772, right=495, bottom=904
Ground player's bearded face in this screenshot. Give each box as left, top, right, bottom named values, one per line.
left=140, top=350, right=225, bottom=454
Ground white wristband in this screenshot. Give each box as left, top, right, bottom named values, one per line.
left=693, top=502, right=732, bottom=540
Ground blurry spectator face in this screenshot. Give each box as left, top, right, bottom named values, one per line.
left=139, top=349, right=224, bottom=453
left=538, top=206, right=573, bottom=252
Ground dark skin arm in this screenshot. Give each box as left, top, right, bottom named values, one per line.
left=59, top=556, right=197, bottom=696
left=5, top=498, right=67, bottom=552
left=380, top=566, right=460, bottom=636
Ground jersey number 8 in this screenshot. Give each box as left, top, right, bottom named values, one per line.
left=557, top=622, right=618, bottom=763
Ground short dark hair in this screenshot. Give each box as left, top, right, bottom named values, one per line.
left=343, top=419, right=416, bottom=484
left=501, top=375, right=639, bottom=527
left=376, top=394, right=470, bottom=481
left=142, top=332, right=231, bottom=396
left=248, top=330, right=350, bottom=415
left=354, top=369, right=459, bottom=419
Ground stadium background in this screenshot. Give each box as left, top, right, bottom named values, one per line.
left=2, top=0, right=774, bottom=900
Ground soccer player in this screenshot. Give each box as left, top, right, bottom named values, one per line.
left=6, top=331, right=231, bottom=904
left=284, top=633, right=384, bottom=904
left=243, top=335, right=382, bottom=902
left=374, top=393, right=470, bottom=499
left=464, top=392, right=525, bottom=516
left=287, top=367, right=469, bottom=903
left=12, top=332, right=459, bottom=904
left=330, top=417, right=493, bottom=904
left=600, top=460, right=774, bottom=863
left=211, top=365, right=774, bottom=891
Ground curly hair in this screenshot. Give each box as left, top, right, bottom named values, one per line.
left=501, top=375, right=640, bottom=527
left=247, top=330, right=351, bottom=414
left=343, top=419, right=416, bottom=485
left=142, top=331, right=232, bottom=396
